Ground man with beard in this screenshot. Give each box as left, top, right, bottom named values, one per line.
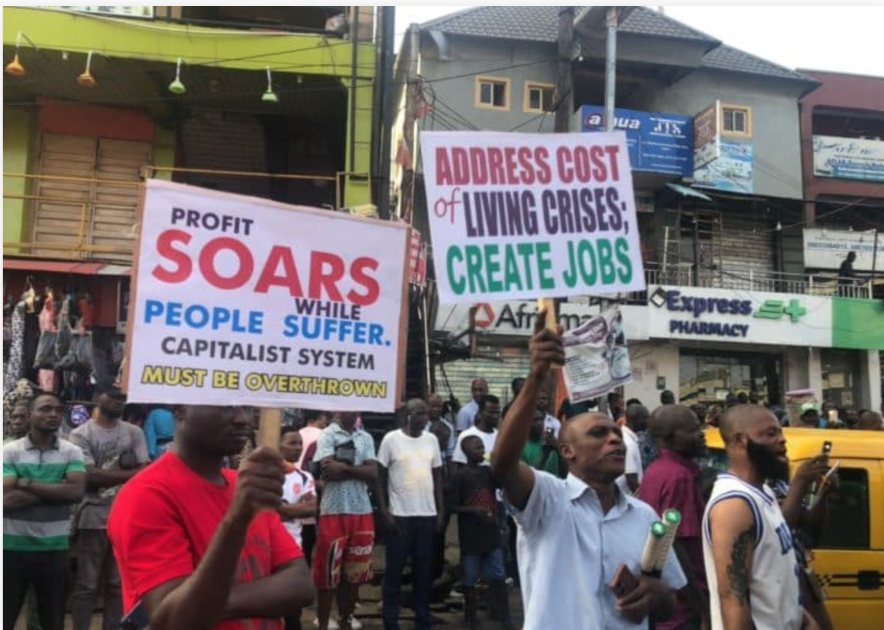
left=69, top=388, right=149, bottom=630
left=108, top=406, right=313, bottom=630
left=702, top=405, right=820, bottom=630
left=492, top=314, right=685, bottom=630
left=640, top=405, right=709, bottom=630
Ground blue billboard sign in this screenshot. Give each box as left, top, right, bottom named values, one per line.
left=580, top=105, right=693, bottom=177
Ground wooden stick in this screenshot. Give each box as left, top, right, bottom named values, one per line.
left=536, top=298, right=562, bottom=369
left=257, top=408, right=283, bottom=449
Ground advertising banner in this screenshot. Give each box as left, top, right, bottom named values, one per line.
left=581, top=105, right=693, bottom=177
left=125, top=180, right=409, bottom=411
left=694, top=138, right=753, bottom=193
left=693, top=101, right=721, bottom=171
left=803, top=228, right=880, bottom=272
left=813, top=135, right=884, bottom=183
left=421, top=131, right=645, bottom=304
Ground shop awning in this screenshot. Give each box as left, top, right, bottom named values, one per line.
left=666, top=183, right=713, bottom=202
left=2, top=259, right=130, bottom=276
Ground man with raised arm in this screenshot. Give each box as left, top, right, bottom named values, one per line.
left=491, top=314, right=685, bottom=630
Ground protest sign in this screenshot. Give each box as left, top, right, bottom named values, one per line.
left=562, top=306, right=632, bottom=403
left=125, top=180, right=409, bottom=412
left=421, top=131, right=645, bottom=304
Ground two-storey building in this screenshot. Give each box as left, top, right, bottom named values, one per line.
left=397, top=6, right=881, bottom=413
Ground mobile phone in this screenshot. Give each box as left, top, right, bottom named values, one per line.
left=827, top=409, right=838, bottom=423
left=609, top=564, right=640, bottom=598
left=822, top=441, right=832, bottom=456
left=810, top=461, right=841, bottom=509
left=121, top=601, right=149, bottom=630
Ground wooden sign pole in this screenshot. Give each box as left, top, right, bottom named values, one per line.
left=257, top=408, right=283, bottom=449
left=537, top=298, right=562, bottom=369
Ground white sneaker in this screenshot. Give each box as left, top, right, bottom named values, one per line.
left=313, top=618, right=340, bottom=630
left=340, top=616, right=362, bottom=630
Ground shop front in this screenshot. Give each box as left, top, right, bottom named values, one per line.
left=637, top=285, right=882, bottom=412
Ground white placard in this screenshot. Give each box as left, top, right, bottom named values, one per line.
left=125, top=180, right=408, bottom=411
left=421, top=131, right=645, bottom=304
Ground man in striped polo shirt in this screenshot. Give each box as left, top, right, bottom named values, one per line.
left=3, top=392, right=86, bottom=630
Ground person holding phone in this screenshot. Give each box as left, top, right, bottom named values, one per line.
left=491, top=313, right=685, bottom=630
left=702, top=405, right=822, bottom=630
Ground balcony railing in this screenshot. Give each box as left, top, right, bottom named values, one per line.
left=626, top=263, right=874, bottom=301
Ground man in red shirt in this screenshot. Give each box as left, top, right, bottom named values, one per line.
left=107, top=405, right=313, bottom=630
left=638, top=405, right=709, bottom=630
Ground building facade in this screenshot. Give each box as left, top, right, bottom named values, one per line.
left=395, top=6, right=882, bottom=413
left=3, top=6, right=390, bottom=396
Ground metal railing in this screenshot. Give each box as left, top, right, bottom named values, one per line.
left=4, top=168, right=372, bottom=262
left=630, top=263, right=874, bottom=301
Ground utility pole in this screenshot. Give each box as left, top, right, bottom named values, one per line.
left=554, top=6, right=574, bottom=133
left=401, top=24, right=421, bottom=223
left=604, top=6, right=619, bottom=132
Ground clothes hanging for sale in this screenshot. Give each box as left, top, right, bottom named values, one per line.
left=39, top=293, right=57, bottom=333
left=22, top=306, right=40, bottom=383
left=38, top=369, right=57, bottom=393
left=4, top=302, right=25, bottom=394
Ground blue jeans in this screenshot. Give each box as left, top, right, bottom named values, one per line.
left=461, top=547, right=506, bottom=587
left=383, top=516, right=435, bottom=630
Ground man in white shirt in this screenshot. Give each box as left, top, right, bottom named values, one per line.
left=452, top=395, right=501, bottom=466
left=455, top=378, right=488, bottom=432
left=491, top=315, right=685, bottom=630
left=616, top=403, right=648, bottom=495
left=536, top=388, right=561, bottom=438
left=376, top=399, right=443, bottom=630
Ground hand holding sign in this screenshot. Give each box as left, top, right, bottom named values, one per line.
left=528, top=309, right=565, bottom=380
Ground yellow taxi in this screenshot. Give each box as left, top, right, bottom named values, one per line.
left=703, top=427, right=884, bottom=630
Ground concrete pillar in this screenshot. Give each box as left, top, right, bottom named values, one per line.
left=785, top=346, right=823, bottom=396
left=624, top=342, right=679, bottom=406
left=860, top=350, right=882, bottom=411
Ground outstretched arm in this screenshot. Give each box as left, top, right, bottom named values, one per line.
left=491, top=312, right=564, bottom=510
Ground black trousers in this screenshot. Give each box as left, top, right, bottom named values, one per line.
left=4, top=549, right=69, bottom=630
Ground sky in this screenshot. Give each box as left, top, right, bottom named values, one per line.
left=394, top=5, right=884, bottom=78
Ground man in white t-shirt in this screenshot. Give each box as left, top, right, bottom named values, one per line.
left=536, top=388, right=561, bottom=438
left=452, top=395, right=501, bottom=466
left=376, top=399, right=443, bottom=630
left=278, top=427, right=318, bottom=630
left=456, top=378, right=488, bottom=432
left=616, top=403, right=648, bottom=495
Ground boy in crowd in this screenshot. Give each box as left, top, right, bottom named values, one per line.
left=452, top=436, right=514, bottom=630
left=279, top=427, right=319, bottom=630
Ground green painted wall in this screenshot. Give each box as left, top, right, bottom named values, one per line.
left=832, top=298, right=884, bottom=350
left=3, top=108, right=34, bottom=253
left=3, top=7, right=375, bottom=78
left=4, top=7, right=376, bottom=208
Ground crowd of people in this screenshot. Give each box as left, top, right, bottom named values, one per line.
left=4, top=316, right=883, bottom=630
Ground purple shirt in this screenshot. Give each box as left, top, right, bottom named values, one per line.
left=638, top=448, right=707, bottom=630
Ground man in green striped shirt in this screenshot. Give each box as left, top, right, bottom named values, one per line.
left=3, top=392, right=86, bottom=630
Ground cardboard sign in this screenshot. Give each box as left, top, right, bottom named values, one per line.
left=125, top=180, right=408, bottom=411
left=421, top=131, right=645, bottom=304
